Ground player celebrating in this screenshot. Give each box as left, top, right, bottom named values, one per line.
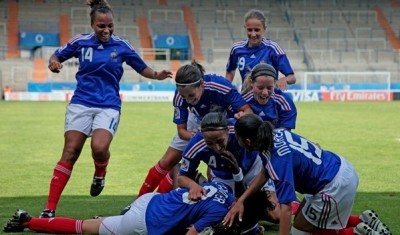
left=236, top=62, right=297, bottom=130
left=226, top=9, right=296, bottom=90
left=178, top=112, right=280, bottom=229
left=41, top=0, right=172, bottom=218
left=136, top=61, right=252, bottom=198
left=3, top=182, right=235, bottom=235
left=223, top=114, right=392, bottom=235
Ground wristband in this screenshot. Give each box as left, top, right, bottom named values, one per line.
left=232, top=168, right=243, bottom=182
left=153, top=71, right=158, bottom=80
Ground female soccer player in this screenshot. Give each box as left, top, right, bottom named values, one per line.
left=3, top=182, right=235, bottom=235
left=237, top=62, right=297, bottom=130
left=41, top=0, right=172, bottom=218
left=223, top=114, right=391, bottom=235
left=178, top=112, right=280, bottom=229
left=137, top=61, right=252, bottom=198
left=226, top=9, right=296, bottom=90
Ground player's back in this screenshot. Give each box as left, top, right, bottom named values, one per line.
left=269, top=129, right=341, bottom=194
left=145, top=182, right=234, bottom=235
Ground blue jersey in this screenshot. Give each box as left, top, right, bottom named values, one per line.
left=242, top=89, right=297, bottom=130
left=226, top=38, right=294, bottom=82
left=180, top=120, right=259, bottom=180
left=259, top=129, right=341, bottom=204
left=146, top=181, right=234, bottom=235
left=55, top=33, right=148, bottom=111
left=173, top=74, right=247, bottom=125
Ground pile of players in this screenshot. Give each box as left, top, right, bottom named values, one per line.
left=3, top=1, right=392, bottom=234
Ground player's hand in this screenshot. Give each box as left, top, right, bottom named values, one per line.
left=191, top=128, right=200, bottom=137
left=276, top=77, right=288, bottom=90
left=155, top=70, right=173, bottom=80
left=233, top=111, right=245, bottom=119
left=223, top=199, right=244, bottom=227
left=220, top=150, right=239, bottom=174
left=48, top=61, right=63, bottom=73
left=188, top=182, right=207, bottom=201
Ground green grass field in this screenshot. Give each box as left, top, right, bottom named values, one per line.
left=0, top=101, right=399, bottom=234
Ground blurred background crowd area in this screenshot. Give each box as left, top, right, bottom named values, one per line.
left=0, top=0, right=399, bottom=93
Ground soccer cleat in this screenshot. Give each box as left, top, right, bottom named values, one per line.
left=354, top=222, right=380, bottom=235
left=39, top=209, right=55, bottom=218
left=90, top=175, right=105, bottom=197
left=360, top=210, right=391, bottom=235
left=3, top=209, right=31, bottom=233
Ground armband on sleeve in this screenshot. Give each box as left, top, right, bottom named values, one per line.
left=232, top=168, right=243, bottom=182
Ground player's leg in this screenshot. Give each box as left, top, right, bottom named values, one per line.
left=90, top=129, right=113, bottom=197
left=90, top=108, right=120, bottom=197
left=293, top=157, right=359, bottom=234
left=156, top=171, right=174, bottom=193
left=41, top=130, right=86, bottom=218
left=4, top=209, right=94, bottom=234
left=101, top=193, right=155, bottom=234
left=137, top=145, right=183, bottom=198
left=138, top=113, right=199, bottom=198
left=41, top=104, right=95, bottom=217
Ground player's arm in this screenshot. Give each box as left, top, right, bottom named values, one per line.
left=185, top=226, right=199, bottom=235
left=223, top=168, right=268, bottom=226
left=140, top=66, right=173, bottom=80
left=233, top=103, right=253, bottom=119
left=276, top=74, right=296, bottom=90
left=48, top=54, right=63, bottom=73
left=226, top=70, right=236, bottom=82
left=279, top=203, right=292, bottom=235
left=177, top=123, right=196, bottom=141
left=177, top=174, right=207, bottom=201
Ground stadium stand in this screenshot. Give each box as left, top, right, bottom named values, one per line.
left=0, top=0, right=399, bottom=92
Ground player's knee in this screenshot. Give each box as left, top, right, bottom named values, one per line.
left=61, top=147, right=81, bottom=164
left=160, top=151, right=181, bottom=169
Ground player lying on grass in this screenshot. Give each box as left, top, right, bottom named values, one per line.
left=4, top=182, right=240, bottom=235
left=223, top=113, right=392, bottom=235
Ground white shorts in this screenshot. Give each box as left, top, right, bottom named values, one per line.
left=170, top=112, right=201, bottom=151
left=301, top=157, right=359, bottom=230
left=99, top=193, right=156, bottom=235
left=210, top=156, right=275, bottom=194
left=65, top=104, right=120, bottom=137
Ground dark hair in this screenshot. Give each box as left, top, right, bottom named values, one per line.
left=87, top=0, right=113, bottom=25
left=201, top=112, right=228, bottom=133
left=234, top=114, right=274, bottom=152
left=250, top=63, right=276, bottom=79
left=175, top=60, right=205, bottom=88
left=242, top=63, right=277, bottom=94
left=210, top=222, right=241, bottom=235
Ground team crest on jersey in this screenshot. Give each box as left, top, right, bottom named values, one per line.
left=174, top=107, right=180, bottom=119
left=110, top=50, right=118, bottom=62
left=181, top=159, right=190, bottom=171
